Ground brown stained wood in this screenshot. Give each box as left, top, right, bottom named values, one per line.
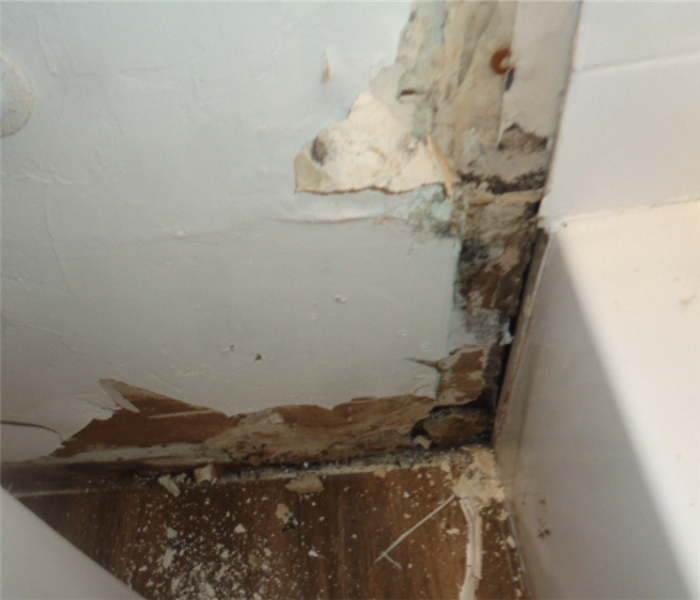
left=15, top=453, right=529, bottom=600
left=207, top=396, right=434, bottom=466
left=435, top=346, right=503, bottom=407
left=50, top=381, right=436, bottom=468
left=422, top=407, right=492, bottom=446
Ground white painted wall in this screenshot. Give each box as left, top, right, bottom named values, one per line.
left=2, top=2, right=462, bottom=460
left=499, top=2, right=700, bottom=597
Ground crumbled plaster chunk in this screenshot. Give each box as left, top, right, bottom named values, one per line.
left=284, top=474, right=325, bottom=494
left=205, top=582, right=216, bottom=598
left=194, top=464, right=217, bottom=483
left=452, top=448, right=505, bottom=504
left=234, top=523, right=247, bottom=534
left=161, top=548, right=176, bottom=570
left=275, top=503, right=294, bottom=525
left=158, top=475, right=180, bottom=497
left=373, top=466, right=388, bottom=479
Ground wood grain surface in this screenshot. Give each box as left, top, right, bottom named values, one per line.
left=13, top=452, right=529, bottom=600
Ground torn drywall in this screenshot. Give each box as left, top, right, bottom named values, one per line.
left=7, top=353, right=500, bottom=468
left=2, top=1, right=578, bottom=465
left=293, top=0, right=578, bottom=443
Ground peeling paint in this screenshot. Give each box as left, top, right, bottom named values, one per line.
left=292, top=0, right=577, bottom=442
left=3, top=1, right=578, bottom=465
left=42, top=381, right=435, bottom=466
left=294, top=93, right=448, bottom=196
left=15, top=355, right=503, bottom=469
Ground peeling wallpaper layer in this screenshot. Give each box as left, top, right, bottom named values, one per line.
left=2, top=1, right=578, bottom=464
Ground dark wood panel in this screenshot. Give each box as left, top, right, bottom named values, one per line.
left=17, top=456, right=529, bottom=600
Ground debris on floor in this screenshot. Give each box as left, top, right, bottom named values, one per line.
left=11, top=447, right=530, bottom=600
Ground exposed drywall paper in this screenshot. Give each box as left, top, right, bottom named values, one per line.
left=294, top=92, right=446, bottom=195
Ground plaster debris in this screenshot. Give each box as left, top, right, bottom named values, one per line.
left=452, top=448, right=505, bottom=505
left=284, top=474, right=325, bottom=495
left=234, top=523, right=247, bottom=534
left=373, top=466, right=388, bottom=479
left=161, top=548, right=176, bottom=570
left=459, top=497, right=482, bottom=600
left=194, top=464, right=218, bottom=483
left=158, top=475, right=180, bottom=497
left=452, top=448, right=507, bottom=600
left=275, top=503, right=294, bottom=525
left=308, top=550, right=320, bottom=558
left=166, top=527, right=177, bottom=539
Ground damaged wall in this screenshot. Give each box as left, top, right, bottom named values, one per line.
left=2, top=2, right=460, bottom=461
left=2, top=1, right=579, bottom=467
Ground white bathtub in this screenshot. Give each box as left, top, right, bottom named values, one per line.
left=497, top=200, right=699, bottom=598
left=1, top=489, right=143, bottom=599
